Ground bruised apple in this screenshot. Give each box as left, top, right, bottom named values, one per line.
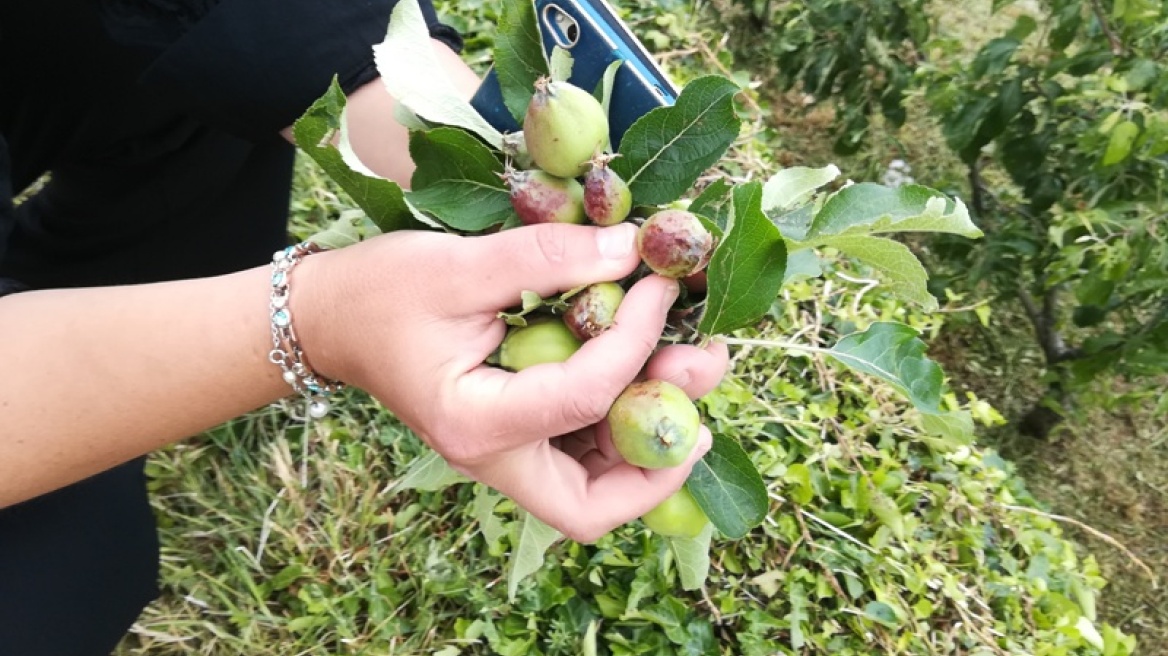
left=562, top=281, right=625, bottom=341
left=636, top=209, right=715, bottom=279
left=607, top=380, right=700, bottom=469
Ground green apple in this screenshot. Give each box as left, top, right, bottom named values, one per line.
left=642, top=487, right=710, bottom=538
left=608, top=380, right=700, bottom=469
left=498, top=318, right=582, bottom=372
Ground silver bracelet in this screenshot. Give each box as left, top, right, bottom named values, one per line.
left=268, top=241, right=345, bottom=419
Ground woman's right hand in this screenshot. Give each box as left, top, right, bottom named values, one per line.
left=295, top=222, right=729, bottom=541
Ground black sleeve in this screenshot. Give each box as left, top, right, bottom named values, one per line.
left=135, top=0, right=464, bottom=141
left=0, top=134, right=22, bottom=298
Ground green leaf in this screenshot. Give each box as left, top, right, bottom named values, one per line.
left=292, top=79, right=420, bottom=233
left=688, top=179, right=734, bottom=232
left=306, top=211, right=368, bottom=250
left=267, top=564, right=305, bottom=592
left=549, top=46, right=573, bottom=83
left=805, top=183, right=981, bottom=241
left=816, top=235, right=938, bottom=310
left=826, top=322, right=945, bottom=414
left=920, top=410, right=975, bottom=450
left=496, top=0, right=550, bottom=122
left=668, top=523, right=715, bottom=591
left=787, top=582, right=808, bottom=649
left=761, top=164, right=840, bottom=212
left=389, top=450, right=469, bottom=495
left=863, top=601, right=901, bottom=628
left=611, top=76, right=742, bottom=205
left=685, top=433, right=768, bottom=539
left=1102, top=120, right=1140, bottom=166
left=869, top=490, right=906, bottom=539
left=783, top=249, right=823, bottom=283
left=404, top=127, right=515, bottom=231
left=1006, top=15, right=1038, bottom=41
left=942, top=96, right=995, bottom=161
left=699, top=182, right=788, bottom=335
left=783, top=463, right=814, bottom=505
left=507, top=511, right=562, bottom=601
left=596, top=59, right=623, bottom=114
left=770, top=204, right=815, bottom=242
left=581, top=621, right=599, bottom=656
left=472, top=486, right=509, bottom=546
left=374, top=0, right=503, bottom=148
left=972, top=37, right=1020, bottom=77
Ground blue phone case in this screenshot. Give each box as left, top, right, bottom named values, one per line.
left=470, top=0, right=677, bottom=151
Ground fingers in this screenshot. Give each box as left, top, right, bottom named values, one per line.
left=451, top=223, right=642, bottom=313
left=641, top=339, right=730, bottom=400
left=456, top=274, right=679, bottom=453
left=485, top=426, right=714, bottom=543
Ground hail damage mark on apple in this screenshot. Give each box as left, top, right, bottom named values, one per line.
left=502, top=167, right=586, bottom=225
left=636, top=209, right=715, bottom=279
left=563, top=282, right=625, bottom=341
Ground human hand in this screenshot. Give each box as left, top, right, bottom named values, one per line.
left=295, top=223, right=728, bottom=541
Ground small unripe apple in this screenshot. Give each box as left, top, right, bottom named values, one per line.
left=498, top=319, right=582, bottom=372
left=524, top=77, right=609, bottom=178
left=562, top=282, right=625, bottom=341
left=636, top=209, right=715, bottom=279
left=642, top=487, right=710, bottom=538
left=608, top=380, right=700, bottom=469
left=503, top=168, right=586, bottom=225
left=583, top=164, right=632, bottom=226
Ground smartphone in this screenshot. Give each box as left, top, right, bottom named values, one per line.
left=470, top=0, right=678, bottom=150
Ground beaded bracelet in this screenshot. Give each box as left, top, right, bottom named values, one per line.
left=268, top=241, right=345, bottom=418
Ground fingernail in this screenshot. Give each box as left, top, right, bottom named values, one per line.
left=596, top=224, right=636, bottom=260
left=661, top=280, right=680, bottom=311
left=670, top=370, right=692, bottom=389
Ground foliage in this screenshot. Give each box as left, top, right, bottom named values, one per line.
left=116, top=0, right=1145, bottom=654
left=710, top=0, right=931, bottom=154
left=715, top=0, right=1168, bottom=418
left=920, top=0, right=1168, bottom=406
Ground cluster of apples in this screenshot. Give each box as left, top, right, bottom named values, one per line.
left=495, top=77, right=715, bottom=538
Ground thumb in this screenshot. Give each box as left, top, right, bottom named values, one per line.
left=453, top=222, right=642, bottom=312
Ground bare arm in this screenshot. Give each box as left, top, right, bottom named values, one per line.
left=2, top=38, right=476, bottom=507
left=0, top=267, right=284, bottom=506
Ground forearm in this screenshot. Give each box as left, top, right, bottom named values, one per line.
left=0, top=267, right=287, bottom=507
left=281, top=38, right=483, bottom=185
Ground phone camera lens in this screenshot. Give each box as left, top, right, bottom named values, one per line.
left=566, top=23, right=579, bottom=43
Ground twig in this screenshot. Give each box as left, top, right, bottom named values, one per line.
left=998, top=503, right=1159, bottom=586
left=1089, top=0, right=1125, bottom=55
left=721, top=336, right=837, bottom=357
left=771, top=493, right=879, bottom=554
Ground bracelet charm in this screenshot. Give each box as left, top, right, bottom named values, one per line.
left=267, top=242, right=344, bottom=418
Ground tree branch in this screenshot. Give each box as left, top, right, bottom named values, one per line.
left=968, top=161, right=986, bottom=216
left=1017, top=285, right=1081, bottom=365
left=1089, top=0, right=1125, bottom=56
